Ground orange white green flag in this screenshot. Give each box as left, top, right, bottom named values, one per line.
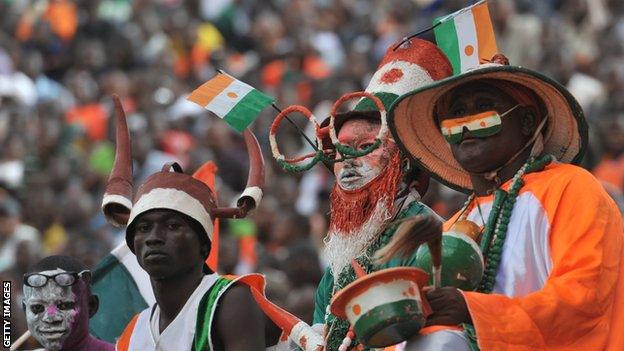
left=187, top=72, right=274, bottom=132
left=433, top=0, right=497, bottom=75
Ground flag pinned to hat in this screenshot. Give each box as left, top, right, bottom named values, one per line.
left=187, top=71, right=275, bottom=132
left=434, top=0, right=497, bottom=75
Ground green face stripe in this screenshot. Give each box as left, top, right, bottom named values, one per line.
left=193, top=277, right=234, bottom=351
left=90, top=254, right=149, bottom=342
left=434, top=18, right=461, bottom=75
left=223, top=89, right=274, bottom=132
left=440, top=113, right=503, bottom=144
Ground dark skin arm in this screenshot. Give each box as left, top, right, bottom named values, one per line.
left=215, top=283, right=265, bottom=350
left=424, top=287, right=472, bottom=327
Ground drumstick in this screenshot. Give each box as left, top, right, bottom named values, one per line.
left=428, top=237, right=442, bottom=289
left=10, top=330, right=31, bottom=351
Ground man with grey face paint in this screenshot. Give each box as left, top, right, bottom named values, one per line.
left=21, top=255, right=113, bottom=351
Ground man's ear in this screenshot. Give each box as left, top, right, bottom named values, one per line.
left=89, top=295, right=99, bottom=318
left=521, top=109, right=537, bottom=137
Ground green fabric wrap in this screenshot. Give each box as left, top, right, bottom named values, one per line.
left=193, top=276, right=235, bottom=351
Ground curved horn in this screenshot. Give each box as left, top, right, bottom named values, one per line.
left=213, top=129, right=265, bottom=219
left=101, top=95, right=133, bottom=226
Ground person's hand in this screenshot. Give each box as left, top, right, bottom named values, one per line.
left=424, top=287, right=472, bottom=326
left=375, top=215, right=442, bottom=263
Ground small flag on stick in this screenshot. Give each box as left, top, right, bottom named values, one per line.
left=434, top=0, right=497, bottom=75
left=187, top=72, right=274, bottom=132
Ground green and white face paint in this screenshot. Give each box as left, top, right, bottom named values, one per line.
left=23, top=269, right=80, bottom=351
left=440, top=104, right=520, bottom=144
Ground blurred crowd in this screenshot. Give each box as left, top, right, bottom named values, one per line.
left=1, top=0, right=624, bottom=345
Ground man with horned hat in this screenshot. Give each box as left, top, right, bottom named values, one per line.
left=300, top=38, right=453, bottom=350
left=102, top=97, right=266, bottom=350
left=385, top=53, right=624, bottom=350
left=21, top=255, right=113, bottom=351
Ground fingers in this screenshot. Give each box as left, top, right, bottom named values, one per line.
left=374, top=215, right=443, bottom=264
left=423, top=287, right=472, bottom=326
left=424, top=314, right=460, bottom=327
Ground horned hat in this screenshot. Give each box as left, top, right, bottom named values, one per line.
left=102, top=96, right=265, bottom=250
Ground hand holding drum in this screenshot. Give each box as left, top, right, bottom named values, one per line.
left=376, top=215, right=443, bottom=282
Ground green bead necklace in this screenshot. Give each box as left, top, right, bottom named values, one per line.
left=472, top=155, right=553, bottom=293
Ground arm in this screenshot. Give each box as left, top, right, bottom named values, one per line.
left=215, top=284, right=265, bottom=351
left=463, top=173, right=623, bottom=350
left=312, top=268, right=333, bottom=325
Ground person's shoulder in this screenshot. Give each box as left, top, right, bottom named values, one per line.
left=528, top=162, right=604, bottom=192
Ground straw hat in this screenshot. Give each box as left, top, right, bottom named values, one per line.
left=388, top=59, right=588, bottom=193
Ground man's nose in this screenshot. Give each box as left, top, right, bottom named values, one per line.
left=41, top=306, right=63, bottom=323
left=144, top=225, right=166, bottom=246
left=343, top=156, right=361, bottom=167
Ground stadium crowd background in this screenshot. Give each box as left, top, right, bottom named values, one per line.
left=1, top=0, right=623, bottom=346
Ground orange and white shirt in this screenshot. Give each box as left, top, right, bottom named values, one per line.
left=445, top=162, right=623, bottom=350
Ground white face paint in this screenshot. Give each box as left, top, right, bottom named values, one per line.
left=336, top=159, right=381, bottom=191
left=23, top=269, right=80, bottom=351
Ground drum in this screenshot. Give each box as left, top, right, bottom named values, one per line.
left=330, top=267, right=430, bottom=347
left=414, top=223, right=484, bottom=291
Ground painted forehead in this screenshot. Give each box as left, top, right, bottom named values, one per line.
left=337, top=119, right=380, bottom=141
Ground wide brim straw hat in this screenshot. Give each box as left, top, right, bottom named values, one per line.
left=388, top=63, right=588, bottom=193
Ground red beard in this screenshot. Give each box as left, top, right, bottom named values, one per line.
left=329, top=151, right=403, bottom=235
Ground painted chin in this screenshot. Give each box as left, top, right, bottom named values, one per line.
left=34, top=329, right=69, bottom=351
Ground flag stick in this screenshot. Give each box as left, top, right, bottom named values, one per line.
left=393, top=21, right=442, bottom=51
left=10, top=330, right=31, bottom=351
left=270, top=103, right=319, bottom=151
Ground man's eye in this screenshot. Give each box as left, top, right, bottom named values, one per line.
left=58, top=302, right=75, bottom=310
left=358, top=143, right=374, bottom=150
left=167, top=222, right=182, bottom=230
left=30, top=304, right=44, bottom=314
left=478, top=102, right=494, bottom=110
left=136, top=223, right=150, bottom=233
left=450, top=107, right=466, bottom=116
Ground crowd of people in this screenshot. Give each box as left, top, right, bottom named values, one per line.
left=1, top=0, right=623, bottom=347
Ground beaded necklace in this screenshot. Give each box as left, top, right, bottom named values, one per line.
left=457, top=155, right=553, bottom=293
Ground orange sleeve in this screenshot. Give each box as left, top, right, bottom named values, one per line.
left=463, top=170, right=624, bottom=350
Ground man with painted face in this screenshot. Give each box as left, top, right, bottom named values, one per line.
left=102, top=97, right=266, bottom=350
left=22, top=255, right=113, bottom=351
left=310, top=39, right=453, bottom=351
left=387, top=55, right=624, bottom=350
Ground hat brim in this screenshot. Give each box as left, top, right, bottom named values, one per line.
left=388, top=65, right=588, bottom=193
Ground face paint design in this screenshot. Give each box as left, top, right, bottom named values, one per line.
left=440, top=104, right=520, bottom=144
left=334, top=119, right=395, bottom=191
left=23, top=269, right=87, bottom=351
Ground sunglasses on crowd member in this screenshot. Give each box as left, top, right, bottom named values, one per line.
left=440, top=104, right=521, bottom=144
left=23, top=270, right=92, bottom=288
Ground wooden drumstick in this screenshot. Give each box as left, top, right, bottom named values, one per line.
left=10, top=330, right=31, bottom=351
left=428, top=237, right=442, bottom=289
